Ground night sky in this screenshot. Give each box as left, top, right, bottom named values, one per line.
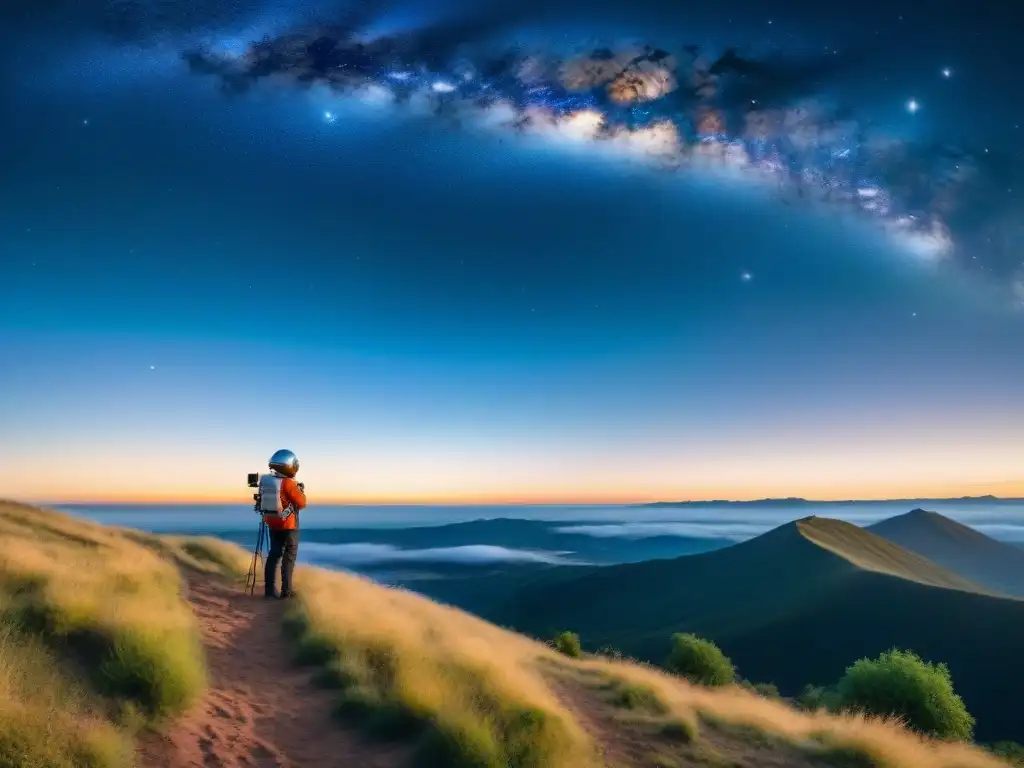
left=2, top=0, right=1022, bottom=504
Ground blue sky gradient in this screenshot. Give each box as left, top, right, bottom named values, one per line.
left=2, top=0, right=1023, bottom=503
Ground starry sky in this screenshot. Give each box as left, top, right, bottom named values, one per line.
left=2, top=0, right=1023, bottom=504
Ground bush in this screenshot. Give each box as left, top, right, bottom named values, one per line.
left=665, top=633, right=735, bottom=687
left=608, top=682, right=666, bottom=715
left=989, top=741, right=1024, bottom=765
left=553, top=631, right=582, bottom=659
left=660, top=718, right=698, bottom=744
left=794, top=684, right=836, bottom=712
left=596, top=645, right=624, bottom=661
left=835, top=649, right=974, bottom=741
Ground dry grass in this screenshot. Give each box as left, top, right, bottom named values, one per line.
left=583, top=657, right=1015, bottom=768
left=0, top=622, right=129, bottom=767
left=0, top=501, right=221, bottom=767
left=284, top=561, right=1017, bottom=768
left=286, top=565, right=601, bottom=768
left=1, top=500, right=1017, bottom=768
left=126, top=529, right=252, bottom=579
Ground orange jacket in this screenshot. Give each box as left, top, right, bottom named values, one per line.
left=265, top=477, right=307, bottom=531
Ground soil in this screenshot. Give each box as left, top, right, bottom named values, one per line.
left=134, top=574, right=411, bottom=768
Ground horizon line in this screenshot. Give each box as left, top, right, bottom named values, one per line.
left=24, top=492, right=1024, bottom=508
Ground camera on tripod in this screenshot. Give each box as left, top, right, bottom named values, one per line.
left=247, top=473, right=261, bottom=509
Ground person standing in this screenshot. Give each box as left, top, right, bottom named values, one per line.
left=258, top=449, right=307, bottom=599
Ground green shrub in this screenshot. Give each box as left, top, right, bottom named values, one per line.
left=795, top=684, right=837, bottom=712
left=665, top=634, right=735, bottom=687
left=553, top=631, right=582, bottom=659
left=659, top=718, right=698, bottom=744
left=609, top=682, right=666, bottom=715
left=835, top=649, right=974, bottom=741
left=988, top=741, right=1024, bottom=765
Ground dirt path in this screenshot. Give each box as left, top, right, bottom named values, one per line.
left=543, top=673, right=659, bottom=768
left=136, top=574, right=410, bottom=768
left=542, top=668, right=824, bottom=768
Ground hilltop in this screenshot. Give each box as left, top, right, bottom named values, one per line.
left=641, top=495, right=1021, bottom=507
left=1, top=499, right=1020, bottom=768
left=463, top=516, right=1024, bottom=743
left=869, top=509, right=1024, bottom=597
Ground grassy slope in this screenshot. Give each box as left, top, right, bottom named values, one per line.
left=868, top=509, right=1024, bottom=597
left=281, top=543, right=1018, bottom=768
left=0, top=501, right=1017, bottom=768
left=469, top=517, right=1024, bottom=743
left=0, top=500, right=240, bottom=767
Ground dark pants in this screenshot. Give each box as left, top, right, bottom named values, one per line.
left=265, top=529, right=299, bottom=596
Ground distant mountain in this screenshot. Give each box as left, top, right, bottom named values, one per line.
left=641, top=494, right=1022, bottom=507
left=640, top=497, right=816, bottom=508
left=456, top=516, right=1024, bottom=743
left=869, top=508, right=1024, bottom=598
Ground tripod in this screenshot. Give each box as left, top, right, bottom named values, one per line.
left=245, top=495, right=269, bottom=596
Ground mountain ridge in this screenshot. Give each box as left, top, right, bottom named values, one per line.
left=869, top=508, right=1024, bottom=597
left=641, top=494, right=1023, bottom=507
left=450, top=512, right=1024, bottom=743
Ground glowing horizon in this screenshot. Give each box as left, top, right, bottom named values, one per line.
left=19, top=479, right=1024, bottom=507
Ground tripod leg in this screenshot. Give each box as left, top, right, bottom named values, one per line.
left=246, top=517, right=266, bottom=596
left=257, top=520, right=267, bottom=593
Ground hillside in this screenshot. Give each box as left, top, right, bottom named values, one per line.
left=868, top=508, right=1024, bottom=597
left=464, top=516, right=1024, bottom=743
left=1, top=500, right=1020, bottom=768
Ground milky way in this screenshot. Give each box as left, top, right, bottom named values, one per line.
left=180, top=7, right=1024, bottom=303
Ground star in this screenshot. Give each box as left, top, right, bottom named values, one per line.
left=82, top=118, right=90, bottom=126
left=941, top=67, right=952, bottom=78
left=906, top=99, right=920, bottom=114
left=149, top=365, right=156, bottom=371
left=741, top=271, right=753, bottom=282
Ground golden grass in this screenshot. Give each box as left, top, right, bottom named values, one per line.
left=585, top=657, right=1015, bottom=768
left=127, top=529, right=252, bottom=579
left=0, top=623, right=129, bottom=767
left=287, top=565, right=601, bottom=767
left=1, top=500, right=1016, bottom=768
left=284, top=557, right=1016, bottom=768
left=0, top=501, right=216, bottom=767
